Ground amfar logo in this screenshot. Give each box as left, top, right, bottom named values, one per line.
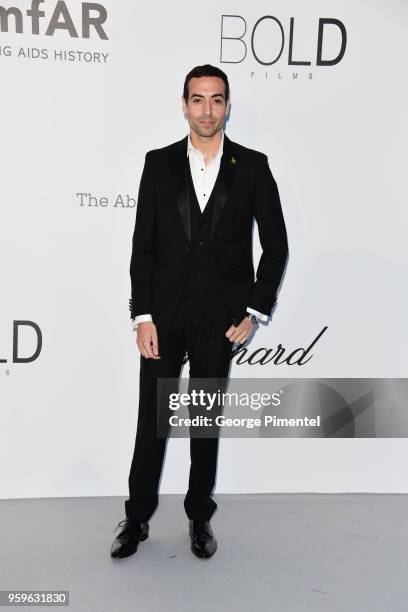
left=220, top=15, right=346, bottom=66
left=0, top=0, right=108, bottom=39
left=0, top=321, right=42, bottom=366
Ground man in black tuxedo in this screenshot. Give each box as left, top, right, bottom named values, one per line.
left=111, top=64, right=288, bottom=560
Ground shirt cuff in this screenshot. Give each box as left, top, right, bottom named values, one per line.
left=246, top=307, right=269, bottom=322
left=132, top=314, right=153, bottom=331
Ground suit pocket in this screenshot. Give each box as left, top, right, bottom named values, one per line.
left=231, top=264, right=252, bottom=272
left=154, top=259, right=169, bottom=268
left=229, top=264, right=254, bottom=281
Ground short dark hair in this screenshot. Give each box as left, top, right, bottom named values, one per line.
left=183, top=64, right=230, bottom=103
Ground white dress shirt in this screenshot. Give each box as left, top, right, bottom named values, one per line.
left=131, top=130, right=268, bottom=330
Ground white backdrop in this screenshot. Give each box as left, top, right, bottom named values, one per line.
left=1, top=0, right=407, bottom=498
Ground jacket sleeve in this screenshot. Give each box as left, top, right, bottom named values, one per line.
left=129, top=151, right=155, bottom=319
left=248, top=154, right=288, bottom=317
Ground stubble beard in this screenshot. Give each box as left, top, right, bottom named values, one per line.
left=191, top=119, right=223, bottom=139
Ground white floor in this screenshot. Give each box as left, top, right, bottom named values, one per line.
left=1, top=494, right=407, bottom=612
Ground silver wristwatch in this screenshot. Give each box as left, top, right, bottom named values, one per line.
left=246, top=313, right=259, bottom=326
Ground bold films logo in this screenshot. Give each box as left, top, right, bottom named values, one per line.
left=220, top=14, right=347, bottom=80
left=0, top=321, right=43, bottom=376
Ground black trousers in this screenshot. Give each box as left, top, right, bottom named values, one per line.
left=125, top=283, right=234, bottom=524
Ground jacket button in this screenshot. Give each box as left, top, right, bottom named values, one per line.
left=186, top=245, right=190, bottom=251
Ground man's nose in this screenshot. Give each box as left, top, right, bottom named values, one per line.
left=202, top=100, right=212, bottom=115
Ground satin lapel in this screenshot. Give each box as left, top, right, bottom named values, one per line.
left=170, top=136, right=191, bottom=244
left=210, top=134, right=238, bottom=239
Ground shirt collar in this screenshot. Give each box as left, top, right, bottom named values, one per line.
left=187, top=128, right=224, bottom=160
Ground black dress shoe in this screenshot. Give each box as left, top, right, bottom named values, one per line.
left=110, top=518, right=149, bottom=559
left=189, top=520, right=217, bottom=559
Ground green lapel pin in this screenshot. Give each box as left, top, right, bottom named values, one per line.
left=230, top=155, right=236, bottom=165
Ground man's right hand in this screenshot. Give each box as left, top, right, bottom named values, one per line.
left=136, top=321, right=160, bottom=359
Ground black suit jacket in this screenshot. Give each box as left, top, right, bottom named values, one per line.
left=129, top=132, right=288, bottom=329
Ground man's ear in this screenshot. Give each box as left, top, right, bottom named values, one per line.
left=181, top=95, right=187, bottom=115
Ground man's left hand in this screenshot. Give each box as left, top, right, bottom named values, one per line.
left=225, top=316, right=256, bottom=345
